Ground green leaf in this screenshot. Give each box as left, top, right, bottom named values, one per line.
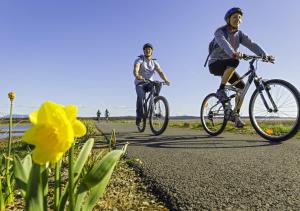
left=82, top=164, right=115, bottom=211
left=74, top=138, right=94, bottom=181
left=74, top=150, right=123, bottom=211
left=58, top=188, right=68, bottom=211
left=26, top=163, right=46, bottom=211
left=74, top=188, right=85, bottom=211
left=81, top=150, right=123, bottom=189
left=58, top=138, right=94, bottom=211
left=42, top=167, right=49, bottom=211
left=13, top=154, right=32, bottom=197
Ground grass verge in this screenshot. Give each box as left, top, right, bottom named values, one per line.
left=1, top=121, right=170, bottom=210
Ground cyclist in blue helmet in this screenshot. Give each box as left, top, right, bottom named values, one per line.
left=208, top=7, right=275, bottom=128
left=224, top=7, right=243, bottom=25
left=133, top=43, right=170, bottom=126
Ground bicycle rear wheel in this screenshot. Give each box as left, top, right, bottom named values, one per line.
left=200, top=93, right=227, bottom=136
left=149, top=96, right=169, bottom=135
left=249, top=79, right=300, bottom=142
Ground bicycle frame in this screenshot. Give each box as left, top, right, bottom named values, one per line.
left=224, top=58, right=277, bottom=113
left=143, top=88, right=155, bottom=118
left=142, top=80, right=164, bottom=119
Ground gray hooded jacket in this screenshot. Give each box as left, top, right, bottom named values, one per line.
left=208, top=25, right=267, bottom=66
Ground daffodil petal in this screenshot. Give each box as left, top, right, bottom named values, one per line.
left=65, top=105, right=77, bottom=122
left=38, top=102, right=65, bottom=124
left=32, top=148, right=64, bottom=165
left=29, top=110, right=38, bottom=125
left=22, top=127, right=39, bottom=145
left=73, top=120, right=86, bottom=137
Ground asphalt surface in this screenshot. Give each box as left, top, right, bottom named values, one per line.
left=97, top=121, right=300, bottom=211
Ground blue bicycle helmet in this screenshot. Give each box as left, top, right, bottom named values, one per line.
left=143, top=43, right=153, bottom=50
left=224, top=7, right=243, bottom=23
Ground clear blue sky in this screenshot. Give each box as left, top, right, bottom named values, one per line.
left=1, top=0, right=299, bottom=117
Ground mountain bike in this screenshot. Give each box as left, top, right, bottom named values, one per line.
left=200, top=54, right=300, bottom=142
left=137, top=80, right=169, bottom=135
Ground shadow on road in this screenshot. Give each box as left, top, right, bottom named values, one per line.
left=100, top=130, right=281, bottom=149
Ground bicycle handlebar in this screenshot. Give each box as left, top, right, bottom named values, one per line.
left=242, top=54, right=275, bottom=63
left=143, top=79, right=168, bottom=85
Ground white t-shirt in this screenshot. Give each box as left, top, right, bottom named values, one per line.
left=134, top=55, right=160, bottom=85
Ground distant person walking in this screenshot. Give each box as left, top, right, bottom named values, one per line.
left=133, top=43, right=170, bottom=126
left=97, top=109, right=101, bottom=121
left=105, top=109, right=110, bottom=121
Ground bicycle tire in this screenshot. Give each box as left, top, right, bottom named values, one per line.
left=137, top=101, right=147, bottom=132
left=149, top=96, right=169, bottom=135
left=249, top=79, right=300, bottom=142
left=200, top=93, right=227, bottom=136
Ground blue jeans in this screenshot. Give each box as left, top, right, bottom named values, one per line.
left=135, top=82, right=150, bottom=119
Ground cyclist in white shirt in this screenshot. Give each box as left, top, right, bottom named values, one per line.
left=133, top=43, right=170, bottom=126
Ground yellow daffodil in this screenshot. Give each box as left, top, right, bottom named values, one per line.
left=8, top=92, right=16, bottom=101
left=22, top=101, right=86, bottom=165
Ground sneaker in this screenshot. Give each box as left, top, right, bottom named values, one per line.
left=136, top=118, right=141, bottom=126
left=234, top=115, right=245, bottom=128
left=216, top=89, right=229, bottom=102
left=229, top=114, right=235, bottom=123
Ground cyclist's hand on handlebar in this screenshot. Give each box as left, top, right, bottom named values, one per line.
left=267, top=55, right=275, bottom=63
left=261, top=55, right=275, bottom=63
left=164, top=80, right=171, bottom=86
left=136, top=75, right=144, bottom=80
left=233, top=52, right=243, bottom=59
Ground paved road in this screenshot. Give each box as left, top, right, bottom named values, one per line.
left=97, top=121, right=300, bottom=211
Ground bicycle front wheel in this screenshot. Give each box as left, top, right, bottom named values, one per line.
left=149, top=96, right=169, bottom=135
left=249, top=79, right=300, bottom=142
left=200, top=93, right=227, bottom=136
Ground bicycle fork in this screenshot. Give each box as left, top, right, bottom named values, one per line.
left=149, top=96, right=162, bottom=118
left=254, top=78, right=278, bottom=113
left=147, top=95, right=155, bottom=117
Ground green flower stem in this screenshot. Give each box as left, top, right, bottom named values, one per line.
left=54, top=159, right=62, bottom=211
left=68, top=144, right=75, bottom=211
left=0, top=177, right=5, bottom=211
left=42, top=166, right=48, bottom=211
left=5, top=100, right=14, bottom=204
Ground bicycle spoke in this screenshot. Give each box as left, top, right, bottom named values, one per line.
left=149, top=96, right=169, bottom=135
left=251, top=80, right=300, bottom=141
left=201, top=94, right=227, bottom=136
